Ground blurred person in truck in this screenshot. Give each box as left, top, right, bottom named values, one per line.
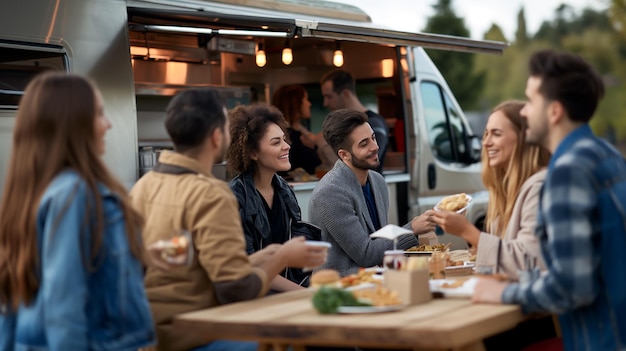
left=0, top=72, right=156, bottom=351
left=129, top=88, right=327, bottom=351
left=309, top=109, right=433, bottom=276
left=320, top=69, right=389, bottom=174
left=228, top=103, right=325, bottom=292
left=427, top=100, right=551, bottom=279
left=272, top=85, right=336, bottom=176
left=473, top=50, right=626, bottom=351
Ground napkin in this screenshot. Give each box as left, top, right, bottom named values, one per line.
left=370, top=225, right=413, bottom=249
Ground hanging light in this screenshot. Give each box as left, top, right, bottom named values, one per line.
left=332, top=41, right=344, bottom=67
left=381, top=58, right=394, bottom=78
left=256, top=42, right=267, bottom=67
left=282, top=40, right=293, bottom=65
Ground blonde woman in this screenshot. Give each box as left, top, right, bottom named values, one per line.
left=428, top=100, right=550, bottom=279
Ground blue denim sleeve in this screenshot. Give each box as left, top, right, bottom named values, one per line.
left=40, top=181, right=90, bottom=349
left=0, top=308, right=16, bottom=351
left=503, top=164, right=599, bottom=314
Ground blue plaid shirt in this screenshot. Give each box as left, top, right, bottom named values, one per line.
left=502, top=125, right=626, bottom=351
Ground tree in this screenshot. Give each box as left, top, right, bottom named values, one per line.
left=422, top=0, right=485, bottom=109
left=609, top=0, right=626, bottom=38
left=515, top=8, right=528, bottom=46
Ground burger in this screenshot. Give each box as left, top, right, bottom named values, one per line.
left=310, top=269, right=341, bottom=288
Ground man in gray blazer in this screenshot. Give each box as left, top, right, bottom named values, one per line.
left=309, top=109, right=433, bottom=276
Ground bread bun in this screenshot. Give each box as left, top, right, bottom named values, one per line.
left=310, top=269, right=341, bottom=288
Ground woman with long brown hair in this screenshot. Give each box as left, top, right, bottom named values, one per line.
left=0, top=73, right=155, bottom=350
left=272, top=85, right=336, bottom=176
left=428, top=100, right=551, bottom=278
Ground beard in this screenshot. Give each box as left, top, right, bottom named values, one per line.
left=349, top=150, right=379, bottom=171
left=525, top=113, right=550, bottom=149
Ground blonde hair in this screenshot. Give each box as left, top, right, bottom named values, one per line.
left=482, top=100, right=550, bottom=236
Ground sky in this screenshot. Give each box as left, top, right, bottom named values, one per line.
left=333, top=0, right=607, bottom=41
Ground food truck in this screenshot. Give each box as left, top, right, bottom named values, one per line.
left=0, top=0, right=507, bottom=243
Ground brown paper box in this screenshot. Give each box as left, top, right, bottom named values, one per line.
left=418, top=232, right=439, bottom=246
left=383, top=269, right=432, bottom=305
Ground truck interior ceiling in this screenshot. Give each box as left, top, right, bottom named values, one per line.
left=128, top=8, right=409, bottom=174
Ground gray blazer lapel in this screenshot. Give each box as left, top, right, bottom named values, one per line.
left=370, top=174, right=388, bottom=228
left=337, top=161, right=376, bottom=232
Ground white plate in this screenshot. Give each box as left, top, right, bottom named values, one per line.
left=337, top=304, right=406, bottom=314
left=434, top=194, right=473, bottom=214
left=429, top=277, right=478, bottom=298
left=305, top=241, right=332, bottom=248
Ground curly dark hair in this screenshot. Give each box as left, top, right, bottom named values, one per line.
left=227, top=103, right=289, bottom=175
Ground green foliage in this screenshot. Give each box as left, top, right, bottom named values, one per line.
left=423, top=0, right=484, bottom=109
left=515, top=8, right=528, bottom=46
left=471, top=3, right=626, bottom=148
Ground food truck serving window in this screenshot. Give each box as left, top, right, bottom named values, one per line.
left=0, top=41, right=68, bottom=109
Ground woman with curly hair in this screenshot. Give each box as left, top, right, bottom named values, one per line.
left=227, top=103, right=314, bottom=292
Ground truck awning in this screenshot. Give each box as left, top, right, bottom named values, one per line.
left=127, top=6, right=507, bottom=55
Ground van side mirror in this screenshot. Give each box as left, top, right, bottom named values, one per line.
left=467, top=135, right=482, bottom=163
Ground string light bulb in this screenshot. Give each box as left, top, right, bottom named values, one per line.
left=282, top=40, right=293, bottom=65
left=256, top=42, right=267, bottom=67
left=332, top=41, right=344, bottom=67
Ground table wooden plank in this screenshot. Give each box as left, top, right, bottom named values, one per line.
left=174, top=289, right=525, bottom=349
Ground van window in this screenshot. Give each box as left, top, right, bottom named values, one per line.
left=0, top=41, right=67, bottom=109
left=421, top=81, right=469, bottom=163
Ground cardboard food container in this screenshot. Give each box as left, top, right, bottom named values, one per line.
left=383, top=268, right=431, bottom=306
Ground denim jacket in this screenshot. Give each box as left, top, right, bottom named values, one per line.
left=502, top=125, right=626, bottom=351
left=0, top=170, right=155, bottom=351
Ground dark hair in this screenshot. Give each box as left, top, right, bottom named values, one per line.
left=528, top=50, right=604, bottom=123
left=165, top=88, right=226, bottom=152
left=227, top=103, right=289, bottom=175
left=271, top=85, right=306, bottom=125
left=320, top=69, right=355, bottom=95
left=322, top=109, right=369, bottom=154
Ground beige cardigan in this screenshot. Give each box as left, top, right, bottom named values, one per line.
left=476, top=169, right=547, bottom=280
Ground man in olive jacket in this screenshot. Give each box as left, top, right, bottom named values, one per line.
left=130, top=88, right=326, bottom=351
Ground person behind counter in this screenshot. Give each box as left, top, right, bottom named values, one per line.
left=427, top=100, right=551, bottom=279
left=309, top=109, right=433, bottom=276
left=320, top=69, right=389, bottom=174
left=272, top=85, right=336, bottom=176
left=129, top=88, right=327, bottom=351
left=228, top=103, right=319, bottom=291
left=0, top=72, right=156, bottom=350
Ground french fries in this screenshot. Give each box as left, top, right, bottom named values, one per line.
left=340, top=268, right=380, bottom=288
left=352, top=286, right=402, bottom=306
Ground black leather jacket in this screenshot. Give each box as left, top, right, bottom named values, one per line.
left=230, top=172, right=309, bottom=286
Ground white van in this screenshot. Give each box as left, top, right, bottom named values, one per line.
left=0, top=0, right=506, bottom=245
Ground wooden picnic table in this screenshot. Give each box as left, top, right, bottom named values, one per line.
left=174, top=288, right=525, bottom=351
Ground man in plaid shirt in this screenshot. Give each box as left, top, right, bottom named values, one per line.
left=473, top=50, right=626, bottom=351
